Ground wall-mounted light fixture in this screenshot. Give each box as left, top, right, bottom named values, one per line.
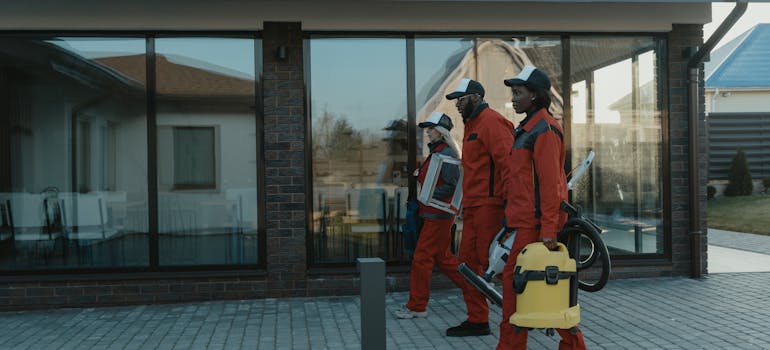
left=276, top=45, right=288, bottom=61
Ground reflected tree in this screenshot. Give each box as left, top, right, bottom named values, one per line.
left=312, top=109, right=363, bottom=161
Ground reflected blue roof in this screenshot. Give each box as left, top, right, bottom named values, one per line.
left=706, top=23, right=770, bottom=88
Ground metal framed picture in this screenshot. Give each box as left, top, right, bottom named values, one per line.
left=418, top=153, right=463, bottom=214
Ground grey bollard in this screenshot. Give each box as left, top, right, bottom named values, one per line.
left=357, top=257, right=385, bottom=350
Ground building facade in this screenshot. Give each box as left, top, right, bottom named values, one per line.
left=0, top=0, right=711, bottom=309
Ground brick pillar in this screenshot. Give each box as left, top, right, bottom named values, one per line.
left=668, top=23, right=706, bottom=276
left=263, top=22, right=307, bottom=297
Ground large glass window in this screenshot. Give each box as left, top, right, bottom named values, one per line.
left=308, top=37, right=407, bottom=264
left=0, top=35, right=263, bottom=272
left=0, top=37, right=149, bottom=269
left=309, top=34, right=665, bottom=265
left=308, top=36, right=561, bottom=265
left=156, top=37, right=259, bottom=266
left=569, top=37, right=664, bottom=255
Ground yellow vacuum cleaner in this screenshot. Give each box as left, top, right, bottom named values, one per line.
left=509, top=242, right=580, bottom=329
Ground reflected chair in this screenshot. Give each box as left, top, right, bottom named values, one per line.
left=59, top=192, right=113, bottom=263
left=59, top=192, right=111, bottom=240
left=3, top=192, right=64, bottom=260
left=345, top=188, right=388, bottom=260
left=91, top=191, right=127, bottom=231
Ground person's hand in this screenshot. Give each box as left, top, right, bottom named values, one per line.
left=542, top=237, right=558, bottom=250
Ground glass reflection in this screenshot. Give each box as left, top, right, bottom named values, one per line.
left=309, top=37, right=407, bottom=264
left=0, top=37, right=149, bottom=269
left=570, top=37, right=663, bottom=255
left=156, top=37, right=259, bottom=266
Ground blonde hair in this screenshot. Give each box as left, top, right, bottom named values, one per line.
left=435, top=125, right=461, bottom=159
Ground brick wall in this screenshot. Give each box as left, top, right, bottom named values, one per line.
left=668, top=23, right=707, bottom=276
left=262, top=22, right=309, bottom=298
left=0, top=276, right=268, bottom=310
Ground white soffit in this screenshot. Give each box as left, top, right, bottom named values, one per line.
left=0, top=1, right=711, bottom=32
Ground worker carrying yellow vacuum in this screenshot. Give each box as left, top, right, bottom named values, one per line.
left=459, top=65, right=611, bottom=350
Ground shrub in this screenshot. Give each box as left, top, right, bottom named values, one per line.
left=724, top=149, right=753, bottom=197
left=707, top=185, right=717, bottom=200
left=764, top=178, right=770, bottom=194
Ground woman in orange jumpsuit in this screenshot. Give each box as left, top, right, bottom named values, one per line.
left=395, top=112, right=478, bottom=320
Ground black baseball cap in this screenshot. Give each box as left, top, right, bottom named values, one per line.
left=504, top=65, right=551, bottom=92
left=445, top=78, right=485, bottom=100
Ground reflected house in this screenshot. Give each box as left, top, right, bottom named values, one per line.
left=0, top=38, right=258, bottom=268
left=0, top=0, right=720, bottom=309
left=417, top=38, right=565, bottom=148
left=0, top=38, right=148, bottom=267
left=101, top=52, right=260, bottom=265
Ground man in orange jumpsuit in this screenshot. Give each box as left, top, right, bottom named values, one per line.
left=497, top=66, right=587, bottom=350
left=444, top=78, right=514, bottom=337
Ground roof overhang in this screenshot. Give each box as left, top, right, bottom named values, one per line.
left=0, top=0, right=711, bottom=32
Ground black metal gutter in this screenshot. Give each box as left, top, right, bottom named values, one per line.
left=687, top=0, right=747, bottom=278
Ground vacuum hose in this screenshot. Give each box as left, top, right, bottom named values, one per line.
left=457, top=263, right=503, bottom=306
left=558, top=202, right=611, bottom=292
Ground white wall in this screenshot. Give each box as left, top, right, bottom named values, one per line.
left=157, top=112, right=257, bottom=193
left=706, top=90, right=770, bottom=114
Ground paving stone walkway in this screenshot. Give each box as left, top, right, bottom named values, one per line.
left=1, top=230, right=769, bottom=349
left=709, top=228, right=770, bottom=255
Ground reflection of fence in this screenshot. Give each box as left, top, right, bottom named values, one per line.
left=157, top=191, right=250, bottom=265
left=313, top=186, right=425, bottom=264
left=0, top=190, right=259, bottom=267
left=0, top=191, right=142, bottom=266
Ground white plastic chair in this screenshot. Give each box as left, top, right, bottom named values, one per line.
left=2, top=193, right=53, bottom=241
left=59, top=192, right=111, bottom=241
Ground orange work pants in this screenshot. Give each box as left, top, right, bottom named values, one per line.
left=406, top=217, right=476, bottom=312
left=455, top=205, right=503, bottom=323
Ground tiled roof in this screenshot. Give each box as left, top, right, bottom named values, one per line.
left=706, top=23, right=770, bottom=89
left=96, top=54, right=255, bottom=97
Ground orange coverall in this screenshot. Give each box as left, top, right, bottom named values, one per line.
left=497, top=108, right=585, bottom=350
left=459, top=103, right=514, bottom=324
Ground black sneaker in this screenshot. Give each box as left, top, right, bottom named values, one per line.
left=446, top=321, right=491, bottom=337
